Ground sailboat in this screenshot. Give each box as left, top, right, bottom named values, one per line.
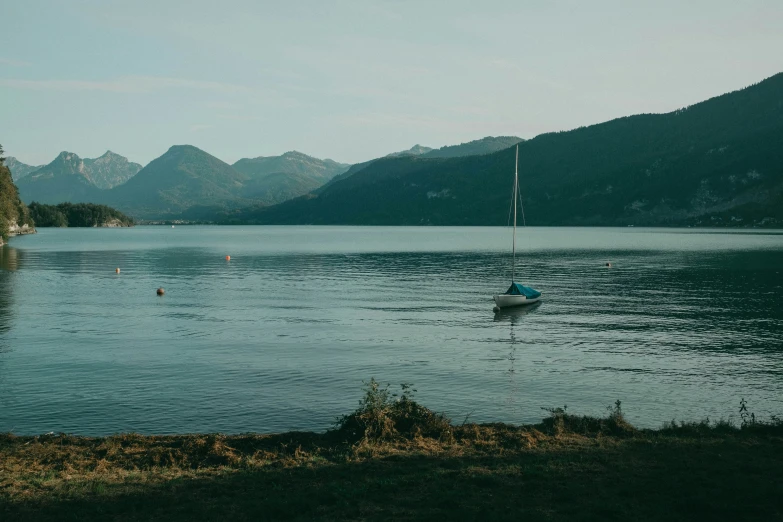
left=493, top=145, right=542, bottom=310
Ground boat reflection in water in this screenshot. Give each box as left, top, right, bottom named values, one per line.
left=493, top=301, right=542, bottom=412
left=493, top=301, right=542, bottom=323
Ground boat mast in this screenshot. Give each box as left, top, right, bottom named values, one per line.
left=512, top=144, right=518, bottom=284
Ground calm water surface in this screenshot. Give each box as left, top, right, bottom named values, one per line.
left=1, top=226, right=782, bottom=435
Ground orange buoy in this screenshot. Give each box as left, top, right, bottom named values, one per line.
left=115, top=268, right=121, bottom=274
left=225, top=255, right=231, bottom=261
left=157, top=287, right=165, bottom=296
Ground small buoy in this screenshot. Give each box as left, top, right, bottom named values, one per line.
left=115, top=268, right=121, bottom=274
left=172, top=225, right=175, bottom=228
left=606, top=262, right=612, bottom=268
left=225, top=255, right=231, bottom=261
left=493, top=306, right=501, bottom=313
left=157, top=287, right=165, bottom=296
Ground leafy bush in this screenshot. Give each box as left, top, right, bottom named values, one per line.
left=332, top=379, right=452, bottom=444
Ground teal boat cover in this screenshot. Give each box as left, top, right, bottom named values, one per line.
left=505, top=283, right=541, bottom=298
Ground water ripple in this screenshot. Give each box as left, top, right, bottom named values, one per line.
left=0, top=226, right=782, bottom=434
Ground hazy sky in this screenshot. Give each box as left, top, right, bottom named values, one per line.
left=2, top=0, right=782, bottom=166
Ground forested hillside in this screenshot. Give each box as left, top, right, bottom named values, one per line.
left=28, top=202, right=134, bottom=227
left=421, top=136, right=523, bottom=158
left=16, top=145, right=352, bottom=219
left=316, top=136, right=526, bottom=195
left=225, top=73, right=783, bottom=227
left=0, top=145, right=34, bottom=244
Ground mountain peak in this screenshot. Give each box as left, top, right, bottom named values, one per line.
left=387, top=144, right=434, bottom=158
left=166, top=144, right=202, bottom=154
left=82, top=151, right=141, bottom=189
left=55, top=151, right=81, bottom=162
left=281, top=150, right=310, bottom=159
left=4, top=157, right=43, bottom=181
left=16, top=149, right=142, bottom=199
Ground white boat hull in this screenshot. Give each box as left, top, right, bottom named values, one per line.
left=493, top=294, right=541, bottom=308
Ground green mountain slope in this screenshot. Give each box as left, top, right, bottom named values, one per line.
left=316, top=136, right=525, bottom=195
left=4, top=157, right=43, bottom=181
left=421, top=136, right=524, bottom=158
left=232, top=151, right=349, bottom=205
left=226, top=73, right=783, bottom=227
left=387, top=144, right=434, bottom=157
left=108, top=145, right=250, bottom=217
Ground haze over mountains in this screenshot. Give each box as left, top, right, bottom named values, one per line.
left=7, top=72, right=782, bottom=227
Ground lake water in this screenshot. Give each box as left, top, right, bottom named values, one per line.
left=1, top=226, right=782, bottom=435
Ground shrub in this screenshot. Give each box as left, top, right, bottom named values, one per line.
left=332, top=379, right=452, bottom=444
left=540, top=400, right=636, bottom=437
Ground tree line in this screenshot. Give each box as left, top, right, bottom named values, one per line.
left=28, top=202, right=135, bottom=227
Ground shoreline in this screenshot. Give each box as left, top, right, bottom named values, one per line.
left=3, top=389, right=782, bottom=521
left=0, top=223, right=36, bottom=247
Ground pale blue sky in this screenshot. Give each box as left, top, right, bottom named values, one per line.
left=2, top=0, right=782, bottom=166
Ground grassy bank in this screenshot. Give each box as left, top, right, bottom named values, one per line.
left=2, top=382, right=782, bottom=521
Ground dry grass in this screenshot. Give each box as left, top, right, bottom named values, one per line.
left=2, top=385, right=782, bottom=521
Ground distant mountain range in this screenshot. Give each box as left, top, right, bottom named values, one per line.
left=83, top=151, right=142, bottom=189
left=12, top=147, right=353, bottom=218
left=12, top=136, right=523, bottom=219
left=109, top=145, right=250, bottom=217
left=15, top=151, right=141, bottom=204
left=8, top=71, right=782, bottom=227
left=232, top=151, right=349, bottom=205
left=316, top=136, right=523, bottom=195
left=223, top=73, right=783, bottom=227
left=4, top=157, right=43, bottom=181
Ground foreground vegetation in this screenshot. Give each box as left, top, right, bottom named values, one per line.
left=28, top=202, right=134, bottom=227
left=2, top=381, right=782, bottom=521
